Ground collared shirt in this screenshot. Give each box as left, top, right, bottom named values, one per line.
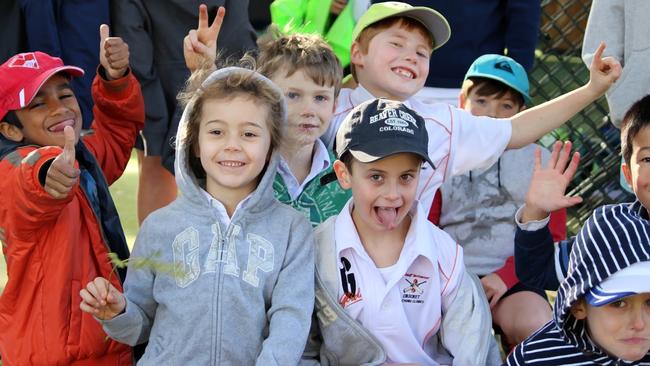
left=321, top=84, right=512, bottom=212
left=277, top=139, right=331, bottom=200
left=201, top=189, right=252, bottom=227
left=335, top=199, right=463, bottom=365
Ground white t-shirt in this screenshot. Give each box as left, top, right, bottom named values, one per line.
left=322, top=85, right=512, bottom=212
left=335, top=199, right=464, bottom=365
left=277, top=139, right=331, bottom=200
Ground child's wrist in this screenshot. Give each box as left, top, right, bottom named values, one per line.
left=521, top=204, right=549, bottom=223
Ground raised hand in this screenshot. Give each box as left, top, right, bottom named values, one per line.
left=99, top=24, right=130, bottom=80
left=522, top=141, right=582, bottom=222
left=184, top=4, right=225, bottom=71
left=587, top=42, right=622, bottom=97
left=44, top=126, right=79, bottom=199
left=79, top=277, right=126, bottom=320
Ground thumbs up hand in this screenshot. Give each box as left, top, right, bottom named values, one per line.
left=45, top=126, right=80, bottom=199
left=99, top=24, right=130, bottom=80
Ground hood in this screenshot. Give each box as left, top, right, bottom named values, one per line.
left=173, top=67, right=287, bottom=215
left=553, top=200, right=650, bottom=363
left=0, top=135, right=24, bottom=160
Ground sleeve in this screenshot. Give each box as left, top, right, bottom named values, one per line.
left=449, top=110, right=512, bottom=178
left=270, top=0, right=307, bottom=33
left=581, top=0, right=624, bottom=68
left=504, top=341, right=527, bottom=366
left=255, top=216, right=316, bottom=366
left=101, top=220, right=158, bottom=346
left=504, top=0, right=542, bottom=70
left=494, top=256, right=519, bottom=291
left=513, top=219, right=560, bottom=291
left=83, top=68, right=145, bottom=184
left=3, top=146, right=79, bottom=238
left=19, top=0, right=62, bottom=56
left=440, top=270, right=501, bottom=366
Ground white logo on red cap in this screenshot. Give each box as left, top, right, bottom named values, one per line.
left=8, top=53, right=39, bottom=69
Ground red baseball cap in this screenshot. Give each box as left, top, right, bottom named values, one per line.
left=0, top=52, right=84, bottom=119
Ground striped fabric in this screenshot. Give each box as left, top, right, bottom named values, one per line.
left=506, top=201, right=650, bottom=365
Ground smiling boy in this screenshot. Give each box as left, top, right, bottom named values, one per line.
left=321, top=1, right=621, bottom=214
left=0, top=26, right=144, bottom=365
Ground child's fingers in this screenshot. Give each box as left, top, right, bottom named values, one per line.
left=198, top=4, right=209, bottom=29
left=80, top=299, right=101, bottom=315
left=79, top=288, right=102, bottom=308
left=555, top=141, right=571, bottom=172
left=533, top=147, right=542, bottom=171
left=592, top=41, right=606, bottom=66
left=563, top=151, right=581, bottom=180
left=547, top=141, right=562, bottom=169
left=62, top=126, right=76, bottom=166
left=209, top=7, right=225, bottom=35
left=99, top=24, right=110, bottom=46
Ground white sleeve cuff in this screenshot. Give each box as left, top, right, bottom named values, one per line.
left=515, top=205, right=551, bottom=231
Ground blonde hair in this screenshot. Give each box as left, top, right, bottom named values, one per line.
left=351, top=17, right=434, bottom=82
left=257, top=30, right=343, bottom=97
left=178, top=59, right=286, bottom=179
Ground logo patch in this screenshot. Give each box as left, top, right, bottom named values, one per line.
left=339, top=257, right=363, bottom=307
left=401, top=273, right=429, bottom=304
left=9, top=53, right=39, bottom=69
left=494, top=60, right=514, bottom=74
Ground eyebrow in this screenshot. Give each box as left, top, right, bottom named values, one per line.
left=204, top=120, right=264, bottom=129
left=637, top=146, right=650, bottom=154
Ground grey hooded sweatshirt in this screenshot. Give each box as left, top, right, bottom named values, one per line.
left=103, top=68, right=315, bottom=365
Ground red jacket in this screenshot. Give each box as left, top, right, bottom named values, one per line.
left=0, top=70, right=144, bottom=365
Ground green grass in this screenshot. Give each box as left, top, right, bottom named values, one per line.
left=0, top=152, right=140, bottom=294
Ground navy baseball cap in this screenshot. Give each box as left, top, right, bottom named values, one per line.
left=464, top=54, right=531, bottom=105
left=336, top=98, right=434, bottom=169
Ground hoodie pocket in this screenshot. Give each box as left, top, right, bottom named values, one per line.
left=67, top=280, right=82, bottom=345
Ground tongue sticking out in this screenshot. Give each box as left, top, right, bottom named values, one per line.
left=376, top=207, right=399, bottom=229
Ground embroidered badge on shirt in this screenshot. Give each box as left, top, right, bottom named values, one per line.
left=339, top=257, right=363, bottom=308
left=401, top=273, right=429, bottom=304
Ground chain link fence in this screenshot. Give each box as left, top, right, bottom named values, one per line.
left=532, top=0, right=634, bottom=236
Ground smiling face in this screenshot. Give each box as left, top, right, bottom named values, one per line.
left=622, top=126, right=650, bottom=210
left=572, top=294, right=650, bottom=361
left=351, top=21, right=431, bottom=101
left=2, top=74, right=81, bottom=147
left=197, top=96, right=272, bottom=199
left=334, top=153, right=421, bottom=234
left=270, top=68, right=336, bottom=148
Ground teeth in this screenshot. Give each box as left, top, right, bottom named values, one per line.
left=393, top=68, right=414, bottom=79
left=220, top=161, right=244, bottom=167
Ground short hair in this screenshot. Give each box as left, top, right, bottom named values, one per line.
left=257, top=32, right=343, bottom=97
left=352, top=17, right=434, bottom=82
left=621, top=95, right=650, bottom=167
left=178, top=59, right=285, bottom=179
left=2, top=110, right=22, bottom=128
left=460, top=77, right=525, bottom=109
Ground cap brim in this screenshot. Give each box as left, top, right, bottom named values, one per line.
left=349, top=148, right=435, bottom=170
left=392, top=7, right=450, bottom=51
left=22, top=66, right=84, bottom=108
left=464, top=72, right=532, bottom=105
left=586, top=269, right=650, bottom=307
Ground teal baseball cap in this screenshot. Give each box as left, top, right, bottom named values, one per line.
left=464, top=54, right=532, bottom=105
left=352, top=2, right=450, bottom=51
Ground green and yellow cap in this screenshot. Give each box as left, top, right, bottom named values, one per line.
left=351, top=2, right=451, bottom=50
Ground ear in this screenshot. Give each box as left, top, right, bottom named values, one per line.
left=0, top=121, right=24, bottom=142
left=350, top=41, right=365, bottom=69
left=332, top=97, right=338, bottom=114
left=622, top=161, right=633, bottom=187
left=333, top=160, right=352, bottom=190
left=570, top=299, right=588, bottom=320
left=458, top=92, right=466, bottom=109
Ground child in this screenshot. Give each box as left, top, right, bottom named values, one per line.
left=304, top=98, right=501, bottom=365
left=257, top=32, right=352, bottom=225
left=505, top=202, right=650, bottom=364
left=79, top=66, right=315, bottom=365
left=515, top=95, right=650, bottom=291
left=437, top=54, right=563, bottom=346
left=319, top=1, right=621, bottom=215
left=0, top=26, right=144, bottom=365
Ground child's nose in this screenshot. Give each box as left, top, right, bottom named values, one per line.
left=383, top=181, right=400, bottom=200
left=630, top=309, right=648, bottom=331
left=224, top=135, right=242, bottom=151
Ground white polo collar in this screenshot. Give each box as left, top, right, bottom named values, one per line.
left=277, top=139, right=331, bottom=199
